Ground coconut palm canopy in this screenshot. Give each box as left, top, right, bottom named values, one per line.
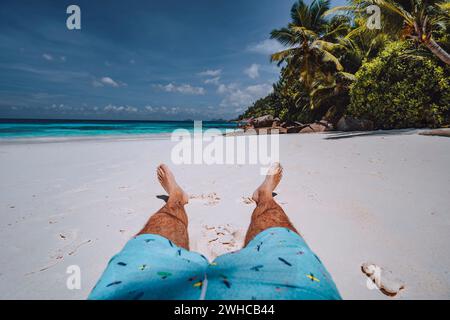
left=270, top=0, right=346, bottom=89
left=327, top=0, right=450, bottom=64
left=239, top=0, right=449, bottom=128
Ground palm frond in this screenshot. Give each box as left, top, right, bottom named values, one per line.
left=270, top=48, right=297, bottom=63
left=291, top=26, right=318, bottom=39
left=323, top=5, right=357, bottom=17
left=270, top=28, right=297, bottom=46
left=314, top=39, right=342, bottom=51
left=439, top=2, right=450, bottom=12
left=373, top=0, right=414, bottom=24
left=335, top=71, right=356, bottom=82
left=316, top=49, right=344, bottom=71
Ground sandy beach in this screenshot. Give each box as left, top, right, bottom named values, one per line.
left=0, top=130, right=449, bottom=300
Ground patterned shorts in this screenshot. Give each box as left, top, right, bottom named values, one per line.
left=88, top=227, right=341, bottom=300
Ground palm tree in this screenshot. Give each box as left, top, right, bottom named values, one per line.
left=270, top=0, right=347, bottom=89
left=327, top=0, right=450, bottom=65
left=309, top=71, right=356, bottom=122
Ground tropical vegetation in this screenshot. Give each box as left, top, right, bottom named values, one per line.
left=238, top=0, right=450, bottom=129
left=349, top=41, right=450, bottom=128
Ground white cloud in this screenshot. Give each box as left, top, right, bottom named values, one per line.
left=8, top=102, right=239, bottom=120
left=142, top=105, right=192, bottom=115
left=217, top=83, right=228, bottom=94
left=244, top=64, right=260, bottom=79
left=42, top=53, right=54, bottom=61
left=101, top=77, right=120, bottom=87
left=217, top=83, right=238, bottom=94
left=247, top=39, right=286, bottom=55
left=92, top=79, right=103, bottom=87
left=156, top=83, right=205, bottom=95
left=204, top=76, right=221, bottom=85
left=104, top=105, right=138, bottom=113
left=198, top=69, right=222, bottom=77
left=47, top=103, right=70, bottom=111
left=218, top=83, right=273, bottom=108
left=43, top=104, right=90, bottom=113
left=246, top=84, right=273, bottom=96
left=92, top=77, right=126, bottom=88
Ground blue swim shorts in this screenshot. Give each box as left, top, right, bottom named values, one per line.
left=88, top=227, right=341, bottom=300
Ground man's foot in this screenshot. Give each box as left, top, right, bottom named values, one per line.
left=157, top=164, right=189, bottom=205
left=252, top=163, right=283, bottom=203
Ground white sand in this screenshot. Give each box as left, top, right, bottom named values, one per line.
left=0, top=131, right=449, bottom=299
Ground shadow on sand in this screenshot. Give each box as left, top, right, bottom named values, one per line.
left=323, top=129, right=419, bottom=140
left=156, top=195, right=169, bottom=202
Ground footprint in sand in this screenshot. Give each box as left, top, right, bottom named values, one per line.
left=26, top=230, right=92, bottom=275
left=189, top=192, right=221, bottom=206
left=241, top=196, right=255, bottom=205
left=361, top=262, right=405, bottom=297
left=202, top=224, right=242, bottom=259
left=241, top=196, right=286, bottom=205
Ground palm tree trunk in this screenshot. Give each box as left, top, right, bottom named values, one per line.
left=424, top=37, right=450, bottom=65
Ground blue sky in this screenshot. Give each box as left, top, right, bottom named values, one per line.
left=0, top=0, right=344, bottom=120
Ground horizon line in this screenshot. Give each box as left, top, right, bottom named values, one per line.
left=0, top=117, right=235, bottom=123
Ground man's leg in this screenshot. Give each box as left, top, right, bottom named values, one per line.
left=205, top=163, right=341, bottom=300
left=244, top=163, right=298, bottom=246
left=137, top=164, right=190, bottom=250
left=89, top=164, right=210, bottom=300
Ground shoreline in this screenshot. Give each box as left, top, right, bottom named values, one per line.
left=0, top=127, right=441, bottom=145
left=0, top=132, right=174, bottom=145
left=0, top=129, right=242, bottom=145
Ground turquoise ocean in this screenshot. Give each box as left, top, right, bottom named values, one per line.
left=0, top=119, right=239, bottom=139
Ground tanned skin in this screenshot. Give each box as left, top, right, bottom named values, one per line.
left=137, top=164, right=190, bottom=249
left=244, top=162, right=298, bottom=245
left=137, top=163, right=298, bottom=250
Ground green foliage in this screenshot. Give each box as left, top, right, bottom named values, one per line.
left=239, top=0, right=450, bottom=129
left=348, top=41, right=450, bottom=129
left=310, top=71, right=356, bottom=123
left=240, top=0, right=352, bottom=124
left=238, top=71, right=313, bottom=123
left=328, top=0, right=450, bottom=65
left=238, top=93, right=278, bottom=120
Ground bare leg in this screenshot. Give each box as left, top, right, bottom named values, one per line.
left=244, top=163, right=298, bottom=246
left=137, top=164, right=190, bottom=250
